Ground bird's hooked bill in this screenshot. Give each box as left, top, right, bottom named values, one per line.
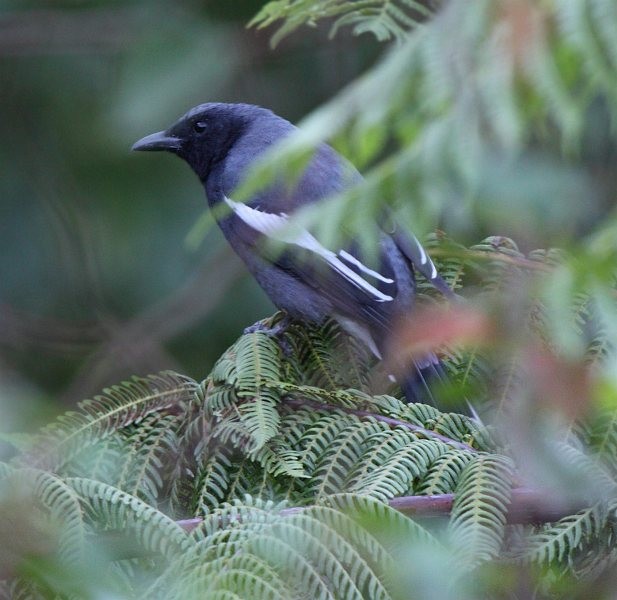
left=131, top=131, right=181, bottom=152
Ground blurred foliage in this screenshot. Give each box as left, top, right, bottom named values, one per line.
left=2, top=0, right=617, bottom=597
left=1, top=236, right=617, bottom=598
left=250, top=0, right=438, bottom=45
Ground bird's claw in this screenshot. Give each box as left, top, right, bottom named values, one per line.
left=243, top=316, right=294, bottom=356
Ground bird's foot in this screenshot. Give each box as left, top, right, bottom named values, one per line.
left=243, top=315, right=294, bottom=356
left=243, top=318, right=287, bottom=337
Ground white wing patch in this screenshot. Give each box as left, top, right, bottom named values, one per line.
left=339, top=250, right=393, bottom=283
left=224, top=196, right=393, bottom=302
left=411, top=233, right=437, bottom=279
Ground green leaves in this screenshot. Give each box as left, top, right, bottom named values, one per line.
left=4, top=294, right=617, bottom=596
left=18, top=372, right=198, bottom=471
left=448, top=454, right=514, bottom=568
left=235, top=333, right=283, bottom=449
left=249, top=0, right=432, bottom=46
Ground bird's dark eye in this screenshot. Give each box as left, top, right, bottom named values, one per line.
left=193, top=121, right=207, bottom=134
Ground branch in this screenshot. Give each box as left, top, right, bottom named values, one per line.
left=174, top=487, right=585, bottom=534
left=387, top=487, right=585, bottom=524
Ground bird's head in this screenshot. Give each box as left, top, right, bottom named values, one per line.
left=132, top=103, right=272, bottom=181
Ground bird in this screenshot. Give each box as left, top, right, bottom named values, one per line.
left=132, top=102, right=453, bottom=404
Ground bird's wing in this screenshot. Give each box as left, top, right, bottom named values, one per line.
left=223, top=195, right=396, bottom=305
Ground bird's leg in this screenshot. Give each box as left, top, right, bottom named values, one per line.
left=243, top=313, right=294, bottom=356
left=243, top=314, right=291, bottom=336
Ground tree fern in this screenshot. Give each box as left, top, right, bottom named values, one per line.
left=415, top=448, right=475, bottom=495
left=0, top=468, right=87, bottom=565
left=448, top=454, right=514, bottom=569
left=18, top=372, right=197, bottom=471
left=211, top=333, right=282, bottom=450
left=584, top=411, right=617, bottom=476
left=192, top=445, right=234, bottom=514
left=115, top=412, right=184, bottom=506
left=158, top=494, right=410, bottom=600
left=525, top=506, right=603, bottom=566
left=66, top=477, right=191, bottom=559
left=348, top=437, right=448, bottom=500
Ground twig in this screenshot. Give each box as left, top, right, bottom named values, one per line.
left=282, top=397, right=479, bottom=453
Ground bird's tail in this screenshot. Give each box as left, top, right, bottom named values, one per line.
left=399, top=353, right=447, bottom=406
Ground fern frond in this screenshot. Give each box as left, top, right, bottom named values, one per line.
left=348, top=438, right=449, bottom=501
left=226, top=459, right=270, bottom=503
left=210, top=333, right=283, bottom=450
left=115, top=412, right=184, bottom=506
left=5, top=468, right=87, bottom=565
left=288, top=319, right=372, bottom=391
left=525, top=506, right=603, bottom=565
left=68, top=434, right=126, bottom=484
left=65, top=477, right=191, bottom=559
left=35, top=486, right=439, bottom=598
left=235, top=332, right=283, bottom=390
left=554, top=440, right=617, bottom=498
left=448, top=454, right=514, bottom=568
left=585, top=410, right=617, bottom=474
left=168, top=408, right=212, bottom=518
left=308, top=420, right=393, bottom=498
left=20, top=372, right=197, bottom=471
left=250, top=439, right=307, bottom=479
left=321, top=492, right=439, bottom=551
left=193, top=445, right=234, bottom=515
left=177, top=554, right=291, bottom=600
left=242, top=534, right=334, bottom=599
left=415, top=448, right=476, bottom=495
left=250, top=0, right=433, bottom=46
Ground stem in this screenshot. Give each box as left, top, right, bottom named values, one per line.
left=282, top=396, right=479, bottom=453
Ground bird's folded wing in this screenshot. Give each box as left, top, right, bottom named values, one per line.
left=224, top=196, right=395, bottom=304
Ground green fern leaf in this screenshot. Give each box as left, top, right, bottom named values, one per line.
left=20, top=372, right=197, bottom=470
left=115, top=412, right=184, bottom=506
left=5, top=468, right=87, bottom=565
left=526, top=506, right=603, bottom=565
left=448, top=454, right=514, bottom=568
left=416, top=448, right=475, bottom=495
left=66, top=477, right=191, bottom=559
left=348, top=437, right=449, bottom=501
left=234, top=333, right=283, bottom=449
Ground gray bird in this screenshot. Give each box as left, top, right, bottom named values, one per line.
left=132, top=102, right=453, bottom=403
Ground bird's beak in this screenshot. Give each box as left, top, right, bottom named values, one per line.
left=131, top=130, right=181, bottom=152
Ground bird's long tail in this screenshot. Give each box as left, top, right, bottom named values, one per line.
left=398, top=352, right=447, bottom=406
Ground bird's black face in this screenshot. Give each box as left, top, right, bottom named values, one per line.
left=132, top=103, right=250, bottom=181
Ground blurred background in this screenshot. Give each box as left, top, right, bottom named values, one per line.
left=0, top=0, right=382, bottom=425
